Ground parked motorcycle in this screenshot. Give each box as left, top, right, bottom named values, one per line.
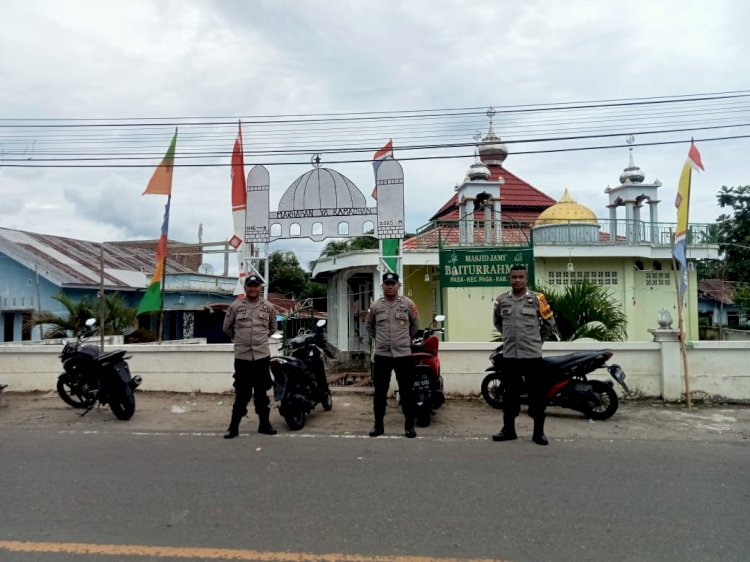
left=481, top=344, right=629, bottom=420
left=397, top=315, right=446, bottom=427
left=269, top=319, right=332, bottom=430
left=57, top=318, right=142, bottom=420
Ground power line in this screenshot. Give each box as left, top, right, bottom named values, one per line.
left=3, top=133, right=749, bottom=168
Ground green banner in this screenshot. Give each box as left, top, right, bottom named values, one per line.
left=439, top=248, right=534, bottom=287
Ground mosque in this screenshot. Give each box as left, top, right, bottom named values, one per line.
left=295, top=114, right=720, bottom=353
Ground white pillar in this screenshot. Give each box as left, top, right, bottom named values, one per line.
left=648, top=328, right=683, bottom=400
left=494, top=200, right=502, bottom=243
left=484, top=204, right=491, bottom=244
left=649, top=200, right=660, bottom=244
left=608, top=206, right=618, bottom=245
left=625, top=202, right=635, bottom=243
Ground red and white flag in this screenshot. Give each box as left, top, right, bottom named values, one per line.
left=371, top=139, right=393, bottom=200
left=230, top=121, right=248, bottom=296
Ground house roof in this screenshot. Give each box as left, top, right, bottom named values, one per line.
left=698, top=279, right=738, bottom=305
left=0, top=227, right=198, bottom=290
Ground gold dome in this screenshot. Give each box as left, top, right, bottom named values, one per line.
left=535, top=189, right=598, bottom=226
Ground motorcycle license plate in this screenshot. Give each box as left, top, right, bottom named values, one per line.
left=414, top=377, right=430, bottom=389
left=609, top=366, right=630, bottom=393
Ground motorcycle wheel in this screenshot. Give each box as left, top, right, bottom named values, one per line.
left=109, top=386, right=136, bottom=421
left=321, top=392, right=333, bottom=411
left=585, top=380, right=619, bottom=420
left=284, top=408, right=306, bottom=431
left=415, top=403, right=431, bottom=427
left=57, top=376, right=96, bottom=409
left=481, top=373, right=505, bottom=410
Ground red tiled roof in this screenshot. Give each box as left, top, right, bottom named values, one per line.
left=430, top=165, right=556, bottom=222
left=403, top=224, right=532, bottom=249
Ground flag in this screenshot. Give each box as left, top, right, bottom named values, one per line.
left=672, top=141, right=704, bottom=305
left=143, top=129, right=178, bottom=196
left=371, top=139, right=393, bottom=200
left=230, top=121, right=248, bottom=296
left=137, top=196, right=171, bottom=315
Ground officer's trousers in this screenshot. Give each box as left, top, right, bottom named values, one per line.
left=502, top=357, right=548, bottom=420
left=231, top=357, right=272, bottom=419
left=372, top=355, right=414, bottom=427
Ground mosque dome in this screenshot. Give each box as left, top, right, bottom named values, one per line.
left=466, top=154, right=491, bottom=181
left=278, top=167, right=366, bottom=211
left=535, top=189, right=598, bottom=226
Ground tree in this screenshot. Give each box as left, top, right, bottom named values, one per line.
left=538, top=280, right=628, bottom=341
left=268, top=251, right=309, bottom=298
left=716, top=185, right=750, bottom=282
left=28, top=292, right=137, bottom=339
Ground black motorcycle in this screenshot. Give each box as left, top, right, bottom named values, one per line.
left=481, top=344, right=629, bottom=420
left=57, top=318, right=142, bottom=420
left=269, top=320, right=332, bottom=430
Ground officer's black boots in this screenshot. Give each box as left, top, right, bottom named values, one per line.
left=257, top=409, right=277, bottom=435
left=492, top=414, right=518, bottom=442
left=369, top=420, right=384, bottom=437
left=404, top=426, right=417, bottom=439
left=532, top=416, right=548, bottom=446
left=223, top=415, right=241, bottom=439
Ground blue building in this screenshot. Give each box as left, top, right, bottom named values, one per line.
left=0, top=227, right=235, bottom=342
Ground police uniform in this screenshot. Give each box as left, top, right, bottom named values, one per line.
left=366, top=272, right=419, bottom=437
left=492, top=288, right=556, bottom=444
left=222, top=275, right=278, bottom=437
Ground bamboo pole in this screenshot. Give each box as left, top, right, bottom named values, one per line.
left=672, top=256, right=692, bottom=409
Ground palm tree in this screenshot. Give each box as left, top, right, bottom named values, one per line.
left=319, top=240, right=351, bottom=258
left=538, top=280, right=628, bottom=341
left=28, top=292, right=137, bottom=339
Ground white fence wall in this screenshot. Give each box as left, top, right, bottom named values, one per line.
left=1, top=339, right=748, bottom=400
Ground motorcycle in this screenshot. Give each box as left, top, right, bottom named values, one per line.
left=397, top=314, right=446, bottom=427
left=57, top=318, right=142, bottom=420
left=481, top=344, right=629, bottom=420
left=269, top=319, right=333, bottom=430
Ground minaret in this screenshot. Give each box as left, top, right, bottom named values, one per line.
left=605, top=136, right=662, bottom=244
left=454, top=110, right=503, bottom=244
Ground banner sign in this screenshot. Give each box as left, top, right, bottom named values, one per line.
left=439, top=248, right=534, bottom=287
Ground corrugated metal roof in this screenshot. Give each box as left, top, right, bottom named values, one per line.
left=0, top=227, right=196, bottom=290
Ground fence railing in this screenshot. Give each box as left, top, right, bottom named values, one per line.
left=405, top=219, right=719, bottom=249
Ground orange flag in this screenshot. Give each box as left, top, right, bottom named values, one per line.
left=143, top=129, right=177, bottom=196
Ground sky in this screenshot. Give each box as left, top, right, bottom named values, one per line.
left=1, top=0, right=749, bottom=274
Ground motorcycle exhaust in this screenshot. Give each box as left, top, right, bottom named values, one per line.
left=130, top=375, right=143, bottom=389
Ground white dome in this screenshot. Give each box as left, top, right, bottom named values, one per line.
left=279, top=168, right=366, bottom=210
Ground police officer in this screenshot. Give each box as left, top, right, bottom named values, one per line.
left=222, top=274, right=278, bottom=438
left=492, top=264, right=556, bottom=445
left=366, top=272, right=420, bottom=438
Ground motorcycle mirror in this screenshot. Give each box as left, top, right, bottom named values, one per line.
left=434, top=315, right=446, bottom=323
left=85, top=318, right=97, bottom=327
left=316, top=319, right=327, bottom=328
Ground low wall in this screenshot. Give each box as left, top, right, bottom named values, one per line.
left=1, top=339, right=748, bottom=400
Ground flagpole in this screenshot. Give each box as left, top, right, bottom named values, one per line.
left=158, top=243, right=167, bottom=342
left=671, top=256, right=692, bottom=409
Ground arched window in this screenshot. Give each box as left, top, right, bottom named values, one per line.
left=290, top=223, right=301, bottom=236
left=338, top=221, right=349, bottom=235
left=362, top=220, right=375, bottom=234
left=270, top=223, right=282, bottom=237
left=312, top=222, right=323, bottom=236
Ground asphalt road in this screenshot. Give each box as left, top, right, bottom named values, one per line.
left=1, top=426, right=748, bottom=562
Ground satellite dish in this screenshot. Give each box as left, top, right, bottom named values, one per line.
left=198, top=263, right=214, bottom=275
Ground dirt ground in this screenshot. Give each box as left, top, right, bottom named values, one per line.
left=1, top=389, right=748, bottom=442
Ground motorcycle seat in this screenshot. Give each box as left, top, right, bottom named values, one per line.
left=542, top=351, right=610, bottom=369
left=97, top=350, right=127, bottom=364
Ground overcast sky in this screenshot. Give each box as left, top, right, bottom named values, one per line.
left=1, top=0, right=749, bottom=273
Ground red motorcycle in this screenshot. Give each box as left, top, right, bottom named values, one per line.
left=398, top=315, right=446, bottom=427
left=481, top=344, right=629, bottom=420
